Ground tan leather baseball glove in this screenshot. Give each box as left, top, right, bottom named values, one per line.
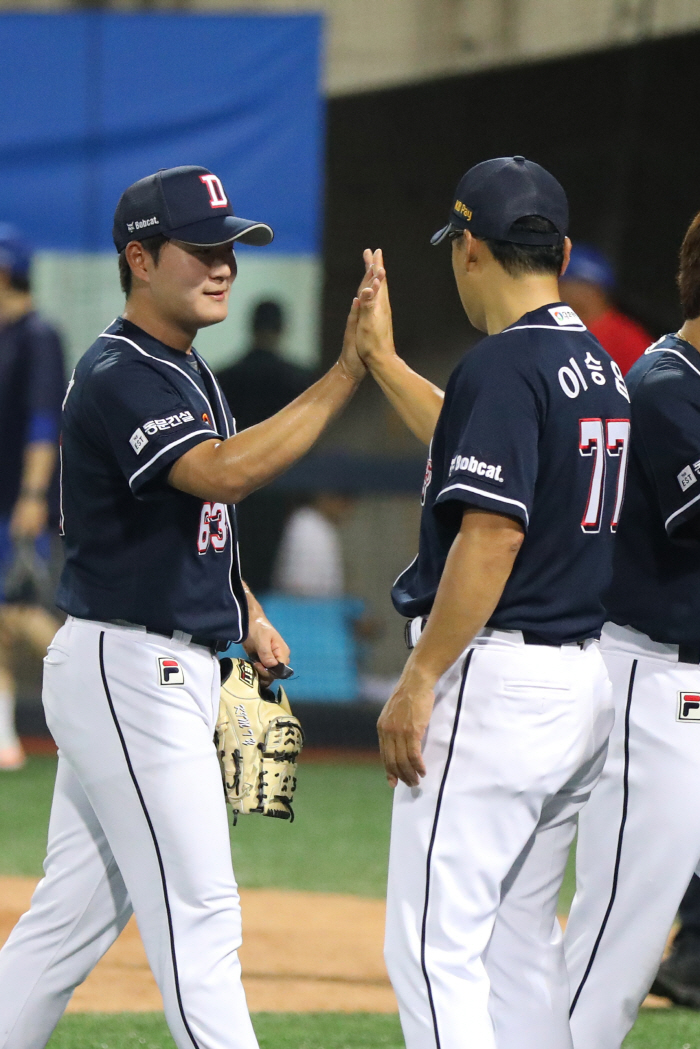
left=215, top=657, right=304, bottom=823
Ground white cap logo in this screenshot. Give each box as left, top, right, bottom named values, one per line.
left=199, top=174, right=228, bottom=209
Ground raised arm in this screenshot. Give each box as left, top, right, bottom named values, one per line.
left=169, top=300, right=366, bottom=503
left=355, top=249, right=444, bottom=445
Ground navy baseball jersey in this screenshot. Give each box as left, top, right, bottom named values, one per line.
left=57, top=317, right=247, bottom=642
left=0, top=311, right=65, bottom=515
left=392, top=303, right=631, bottom=643
left=605, top=333, right=700, bottom=644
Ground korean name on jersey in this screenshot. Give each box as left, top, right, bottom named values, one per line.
left=393, top=304, right=631, bottom=644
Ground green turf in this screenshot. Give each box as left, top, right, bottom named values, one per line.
left=42, top=1008, right=700, bottom=1049
left=0, top=757, right=394, bottom=897
left=0, top=756, right=56, bottom=876
left=230, top=761, right=393, bottom=897
left=0, top=754, right=575, bottom=904
left=46, top=1012, right=405, bottom=1049
left=622, top=1007, right=700, bottom=1047
left=8, top=756, right=698, bottom=1049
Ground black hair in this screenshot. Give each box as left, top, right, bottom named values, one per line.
left=252, top=299, right=283, bottom=334
left=8, top=272, right=30, bottom=293
left=118, top=234, right=168, bottom=296
left=484, top=215, right=564, bottom=278
left=678, top=210, right=700, bottom=321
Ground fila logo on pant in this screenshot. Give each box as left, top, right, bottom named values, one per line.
left=678, top=692, right=700, bottom=721
left=158, top=658, right=185, bottom=686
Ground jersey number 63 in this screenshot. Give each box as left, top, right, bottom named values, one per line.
left=197, top=502, right=229, bottom=554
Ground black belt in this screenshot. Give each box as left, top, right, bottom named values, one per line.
left=109, top=621, right=228, bottom=656
left=405, top=618, right=591, bottom=651
left=190, top=635, right=229, bottom=655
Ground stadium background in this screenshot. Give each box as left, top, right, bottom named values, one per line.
left=1, top=1, right=700, bottom=1045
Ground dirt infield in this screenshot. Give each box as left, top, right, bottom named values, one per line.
left=0, top=877, right=396, bottom=1013
left=0, top=876, right=671, bottom=1014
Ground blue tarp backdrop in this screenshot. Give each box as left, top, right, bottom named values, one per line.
left=0, top=13, right=323, bottom=253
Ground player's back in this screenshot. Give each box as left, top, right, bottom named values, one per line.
left=393, top=303, right=632, bottom=643
left=605, top=333, right=700, bottom=644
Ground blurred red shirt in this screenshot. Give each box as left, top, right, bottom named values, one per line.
left=588, top=307, right=651, bottom=376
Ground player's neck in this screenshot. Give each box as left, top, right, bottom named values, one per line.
left=679, top=317, right=700, bottom=354
left=480, top=274, right=562, bottom=336
left=122, top=297, right=195, bottom=354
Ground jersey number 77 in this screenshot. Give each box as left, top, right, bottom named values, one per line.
left=579, top=418, right=630, bottom=533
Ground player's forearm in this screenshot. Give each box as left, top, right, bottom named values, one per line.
left=18, top=442, right=56, bottom=497
left=368, top=354, right=444, bottom=445
left=10, top=442, right=56, bottom=539
left=404, top=509, right=524, bottom=688
left=169, top=361, right=362, bottom=503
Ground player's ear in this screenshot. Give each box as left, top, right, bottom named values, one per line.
left=560, top=237, right=572, bottom=278
left=124, top=240, right=152, bottom=287
left=463, top=231, right=481, bottom=272
left=451, top=230, right=475, bottom=272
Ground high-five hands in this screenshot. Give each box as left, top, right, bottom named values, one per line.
left=354, top=249, right=397, bottom=367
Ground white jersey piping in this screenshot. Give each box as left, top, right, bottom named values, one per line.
left=97, top=330, right=217, bottom=420
left=192, top=351, right=244, bottom=626
left=643, top=345, right=700, bottom=381
left=393, top=553, right=418, bottom=590
left=128, top=429, right=215, bottom=488
left=501, top=323, right=587, bottom=334
left=438, top=482, right=530, bottom=525
left=665, top=489, right=700, bottom=531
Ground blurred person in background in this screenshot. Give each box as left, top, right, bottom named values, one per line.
left=217, top=300, right=312, bottom=429
left=272, top=492, right=355, bottom=598
left=216, top=300, right=314, bottom=592
left=560, top=244, right=651, bottom=374
left=271, top=490, right=383, bottom=699
left=0, top=225, right=64, bottom=770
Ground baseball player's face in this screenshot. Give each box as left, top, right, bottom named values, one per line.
left=149, top=240, right=237, bottom=331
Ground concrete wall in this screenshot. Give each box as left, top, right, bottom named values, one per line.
left=2, top=0, right=699, bottom=95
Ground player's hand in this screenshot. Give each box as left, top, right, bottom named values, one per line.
left=377, top=666, right=434, bottom=788
left=244, top=613, right=291, bottom=686
left=338, top=295, right=366, bottom=383
left=355, top=248, right=395, bottom=367
left=9, top=495, right=48, bottom=541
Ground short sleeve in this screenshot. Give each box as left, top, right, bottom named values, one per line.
left=434, top=357, right=540, bottom=529
left=634, top=374, right=700, bottom=540
left=87, top=356, right=219, bottom=497
left=25, top=320, right=66, bottom=444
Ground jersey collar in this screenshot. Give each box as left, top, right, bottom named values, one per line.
left=106, top=316, right=199, bottom=370
left=501, top=301, right=587, bottom=334
left=644, top=331, right=700, bottom=379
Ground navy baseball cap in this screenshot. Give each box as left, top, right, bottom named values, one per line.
left=113, top=165, right=274, bottom=253
left=0, top=223, right=32, bottom=279
left=560, top=244, right=615, bottom=291
left=431, top=156, right=568, bottom=247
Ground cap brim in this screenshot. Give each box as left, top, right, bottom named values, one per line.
left=168, top=214, right=274, bottom=248
left=430, top=223, right=452, bottom=246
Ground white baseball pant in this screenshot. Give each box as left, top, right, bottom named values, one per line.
left=384, top=628, right=613, bottom=1049
left=566, top=622, right=700, bottom=1049
left=0, top=616, right=258, bottom=1049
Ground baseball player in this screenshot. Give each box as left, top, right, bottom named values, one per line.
left=0, top=165, right=367, bottom=1049
left=0, top=224, right=65, bottom=769
left=563, top=210, right=700, bottom=1047
left=353, top=156, right=631, bottom=1049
